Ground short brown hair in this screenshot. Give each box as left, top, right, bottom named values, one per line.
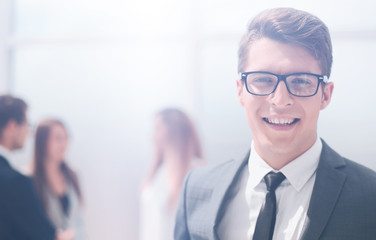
left=238, top=8, right=332, bottom=77
left=0, top=95, right=27, bottom=136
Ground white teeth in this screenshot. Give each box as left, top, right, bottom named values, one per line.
left=265, top=118, right=296, bottom=125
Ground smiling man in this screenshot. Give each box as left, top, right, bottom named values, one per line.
left=174, top=8, right=376, bottom=240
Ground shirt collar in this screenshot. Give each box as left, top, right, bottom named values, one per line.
left=248, top=142, right=274, bottom=190
left=248, top=137, right=322, bottom=192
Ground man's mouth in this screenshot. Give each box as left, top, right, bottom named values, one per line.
left=263, top=117, right=300, bottom=126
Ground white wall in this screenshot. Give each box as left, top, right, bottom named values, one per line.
left=0, top=0, right=12, bottom=93
left=3, top=0, right=376, bottom=239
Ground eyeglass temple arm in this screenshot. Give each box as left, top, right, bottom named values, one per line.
left=322, top=75, right=330, bottom=83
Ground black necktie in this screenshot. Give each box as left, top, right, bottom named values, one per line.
left=253, top=171, right=286, bottom=240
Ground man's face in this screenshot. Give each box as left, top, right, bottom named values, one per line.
left=11, top=116, right=29, bottom=150
left=236, top=38, right=333, bottom=161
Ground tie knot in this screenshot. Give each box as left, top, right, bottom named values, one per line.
left=264, top=171, right=285, bottom=191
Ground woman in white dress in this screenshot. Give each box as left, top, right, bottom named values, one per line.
left=140, top=108, right=204, bottom=240
left=32, top=119, right=84, bottom=240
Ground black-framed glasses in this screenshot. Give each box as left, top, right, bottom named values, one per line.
left=240, top=71, right=329, bottom=97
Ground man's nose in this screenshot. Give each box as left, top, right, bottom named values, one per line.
left=269, top=81, right=294, bottom=107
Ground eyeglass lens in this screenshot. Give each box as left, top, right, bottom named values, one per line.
left=245, top=73, right=320, bottom=96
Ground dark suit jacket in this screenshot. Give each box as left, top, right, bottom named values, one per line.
left=175, top=139, right=376, bottom=240
left=0, top=155, right=56, bottom=240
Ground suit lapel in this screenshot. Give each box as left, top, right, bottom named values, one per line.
left=300, top=140, right=347, bottom=240
left=0, top=155, right=11, bottom=169
left=210, top=151, right=249, bottom=240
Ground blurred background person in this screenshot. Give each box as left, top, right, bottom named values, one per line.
left=0, top=95, right=74, bottom=240
left=0, top=95, right=56, bottom=239
left=32, top=119, right=84, bottom=240
left=140, top=108, right=204, bottom=240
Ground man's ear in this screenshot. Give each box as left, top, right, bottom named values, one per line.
left=320, top=82, right=334, bottom=110
left=1, top=119, right=17, bottom=139
left=236, top=78, right=245, bottom=106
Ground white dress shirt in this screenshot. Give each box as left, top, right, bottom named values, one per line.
left=140, top=166, right=175, bottom=240
left=218, top=137, right=322, bottom=240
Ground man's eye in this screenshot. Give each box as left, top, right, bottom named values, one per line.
left=251, top=77, right=274, bottom=83
left=291, top=78, right=312, bottom=85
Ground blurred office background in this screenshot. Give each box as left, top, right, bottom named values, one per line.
left=0, top=0, right=375, bottom=239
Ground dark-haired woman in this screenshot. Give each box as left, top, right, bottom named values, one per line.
left=32, top=119, right=84, bottom=240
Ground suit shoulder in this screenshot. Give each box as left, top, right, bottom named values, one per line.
left=0, top=166, right=33, bottom=196
left=343, top=158, right=376, bottom=182
left=0, top=164, right=29, bottom=181
left=185, top=155, right=247, bottom=188
left=321, top=140, right=376, bottom=184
